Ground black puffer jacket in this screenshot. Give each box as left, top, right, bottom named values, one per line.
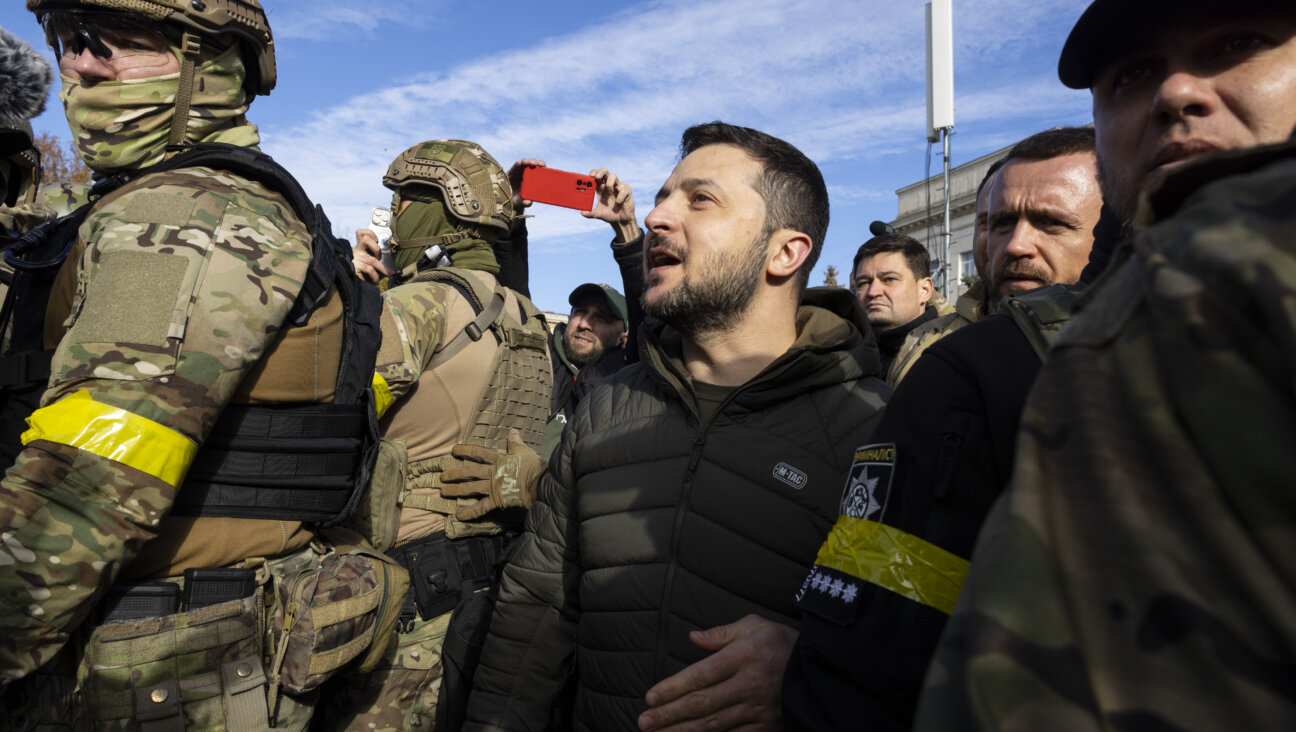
left=465, top=288, right=889, bottom=731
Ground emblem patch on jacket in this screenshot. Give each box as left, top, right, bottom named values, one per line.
left=840, top=443, right=895, bottom=520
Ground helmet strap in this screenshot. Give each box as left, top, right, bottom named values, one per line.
left=168, top=31, right=204, bottom=147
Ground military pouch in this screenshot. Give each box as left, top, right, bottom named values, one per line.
left=338, top=437, right=407, bottom=553
left=393, top=535, right=461, bottom=622
left=393, top=532, right=508, bottom=621
left=269, top=529, right=410, bottom=695
left=77, top=587, right=269, bottom=730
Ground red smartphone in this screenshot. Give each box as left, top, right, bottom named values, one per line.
left=520, top=166, right=596, bottom=211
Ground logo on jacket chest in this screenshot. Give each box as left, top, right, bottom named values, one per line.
left=773, top=462, right=808, bottom=490
left=841, top=443, right=895, bottom=520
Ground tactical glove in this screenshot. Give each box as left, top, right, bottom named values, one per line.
left=440, top=428, right=546, bottom=521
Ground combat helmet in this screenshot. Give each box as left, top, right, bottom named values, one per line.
left=27, top=0, right=276, bottom=95
left=383, top=139, right=515, bottom=243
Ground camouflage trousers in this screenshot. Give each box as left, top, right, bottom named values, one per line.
left=0, top=540, right=390, bottom=731
left=313, top=609, right=452, bottom=731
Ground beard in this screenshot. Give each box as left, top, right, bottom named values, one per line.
left=563, top=327, right=612, bottom=369
left=643, top=228, right=770, bottom=337
left=989, top=257, right=1053, bottom=301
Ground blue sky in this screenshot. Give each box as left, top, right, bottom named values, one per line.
left=1, top=0, right=1094, bottom=313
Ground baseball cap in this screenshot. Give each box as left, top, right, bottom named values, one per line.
left=1058, top=0, right=1285, bottom=90
left=568, top=283, right=628, bottom=328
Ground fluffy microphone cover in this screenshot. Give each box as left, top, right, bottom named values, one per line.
left=0, top=27, right=53, bottom=127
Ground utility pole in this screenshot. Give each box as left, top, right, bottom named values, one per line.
left=926, top=0, right=955, bottom=299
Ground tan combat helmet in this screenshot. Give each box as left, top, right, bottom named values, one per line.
left=28, top=0, right=275, bottom=94
left=383, top=139, right=515, bottom=242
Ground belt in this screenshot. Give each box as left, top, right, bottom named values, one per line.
left=101, top=567, right=257, bottom=624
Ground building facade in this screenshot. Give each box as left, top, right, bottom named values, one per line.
left=890, top=144, right=1010, bottom=297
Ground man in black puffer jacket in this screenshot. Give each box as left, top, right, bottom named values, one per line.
left=465, top=122, right=889, bottom=732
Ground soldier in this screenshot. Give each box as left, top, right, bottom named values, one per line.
left=317, top=138, right=553, bottom=732
left=782, top=126, right=1102, bottom=732
left=916, top=1, right=1296, bottom=730
left=1, top=2, right=403, bottom=728
left=886, top=159, right=1002, bottom=385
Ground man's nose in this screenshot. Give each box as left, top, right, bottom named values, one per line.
left=69, top=46, right=118, bottom=82
left=1000, top=222, right=1041, bottom=261
left=1152, top=69, right=1216, bottom=126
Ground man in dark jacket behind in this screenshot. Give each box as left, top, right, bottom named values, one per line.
left=542, top=282, right=629, bottom=458
left=464, top=121, right=889, bottom=732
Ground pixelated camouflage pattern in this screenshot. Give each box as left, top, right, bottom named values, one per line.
left=314, top=609, right=451, bottom=731
left=0, top=163, right=312, bottom=684
left=915, top=141, right=1296, bottom=730
left=887, top=281, right=986, bottom=386
left=60, top=43, right=257, bottom=174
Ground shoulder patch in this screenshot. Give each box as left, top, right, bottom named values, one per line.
left=840, top=443, right=895, bottom=520
left=122, top=190, right=198, bottom=226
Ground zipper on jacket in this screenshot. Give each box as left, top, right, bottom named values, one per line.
left=655, top=425, right=707, bottom=679
left=642, top=326, right=813, bottom=677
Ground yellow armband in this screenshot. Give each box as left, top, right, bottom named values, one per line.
left=372, top=373, right=393, bottom=418
left=21, top=390, right=197, bottom=487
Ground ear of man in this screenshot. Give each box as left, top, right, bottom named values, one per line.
left=766, top=228, right=813, bottom=282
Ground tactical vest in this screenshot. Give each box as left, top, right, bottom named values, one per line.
left=996, top=284, right=1085, bottom=361
left=0, top=142, right=383, bottom=526
left=398, top=267, right=550, bottom=539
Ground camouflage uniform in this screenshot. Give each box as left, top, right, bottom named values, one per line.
left=915, top=140, right=1296, bottom=731
left=317, top=141, right=551, bottom=732
left=2, top=2, right=399, bottom=728
left=886, top=280, right=986, bottom=386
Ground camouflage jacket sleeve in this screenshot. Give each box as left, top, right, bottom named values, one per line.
left=372, top=284, right=450, bottom=403
left=0, top=165, right=312, bottom=683
left=916, top=143, right=1296, bottom=730
left=464, top=399, right=583, bottom=731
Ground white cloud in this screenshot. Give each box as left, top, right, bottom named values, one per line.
left=265, top=1, right=440, bottom=40
left=268, top=0, right=1082, bottom=236
left=251, top=0, right=1091, bottom=308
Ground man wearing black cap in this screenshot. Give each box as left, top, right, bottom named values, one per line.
left=542, top=281, right=630, bottom=458
left=916, top=2, right=1296, bottom=730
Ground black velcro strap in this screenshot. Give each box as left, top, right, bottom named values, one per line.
left=171, top=481, right=352, bottom=522
left=206, top=404, right=368, bottom=442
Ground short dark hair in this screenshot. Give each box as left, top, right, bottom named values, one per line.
left=851, top=233, right=931, bottom=284
left=680, top=121, right=829, bottom=292
left=1005, top=126, right=1096, bottom=164
left=977, top=157, right=1006, bottom=198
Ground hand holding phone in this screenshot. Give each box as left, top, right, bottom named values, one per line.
left=520, top=166, right=597, bottom=211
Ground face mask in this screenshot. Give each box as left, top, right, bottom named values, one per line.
left=61, top=43, right=257, bottom=174
left=391, top=198, right=456, bottom=272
